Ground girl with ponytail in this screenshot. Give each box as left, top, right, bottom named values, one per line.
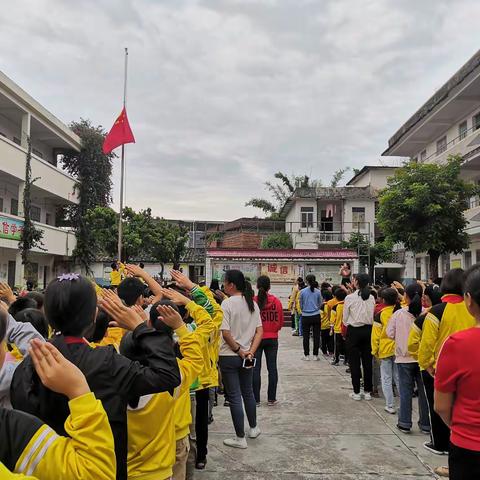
left=299, top=274, right=323, bottom=360
left=253, top=276, right=284, bottom=406
left=386, top=282, right=430, bottom=434
left=218, top=270, right=263, bottom=449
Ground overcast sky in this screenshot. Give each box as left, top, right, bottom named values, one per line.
left=1, top=0, right=480, bottom=220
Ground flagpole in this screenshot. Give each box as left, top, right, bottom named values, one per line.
left=117, top=47, right=128, bottom=262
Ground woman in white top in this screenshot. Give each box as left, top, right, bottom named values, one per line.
left=343, top=273, right=375, bottom=401
left=219, top=270, right=263, bottom=449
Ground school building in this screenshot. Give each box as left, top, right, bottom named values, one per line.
left=0, top=70, right=79, bottom=288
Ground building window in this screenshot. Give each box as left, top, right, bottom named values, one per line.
left=436, top=136, right=447, bottom=155
left=10, top=198, right=18, bottom=216
left=464, top=251, right=472, bottom=269
left=420, top=149, right=427, bottom=162
left=374, top=201, right=379, bottom=218
left=352, top=207, right=366, bottom=229
left=473, top=113, right=480, bottom=131
left=416, top=258, right=422, bottom=280
left=301, top=207, right=314, bottom=228
left=31, top=206, right=41, bottom=222
left=0, top=198, right=3, bottom=213
left=45, top=212, right=52, bottom=225
left=459, top=120, right=468, bottom=140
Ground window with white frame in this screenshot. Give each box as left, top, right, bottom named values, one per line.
left=10, top=198, right=18, bottom=216
left=473, top=112, right=480, bottom=131
left=300, top=206, right=314, bottom=228
left=31, top=206, right=41, bottom=222
left=464, top=251, right=472, bottom=269
left=352, top=207, right=366, bottom=229
left=436, top=136, right=447, bottom=155
left=459, top=120, right=468, bottom=140
left=420, top=149, right=427, bottom=162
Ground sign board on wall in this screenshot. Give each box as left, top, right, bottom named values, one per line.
left=305, top=264, right=342, bottom=284
left=212, top=263, right=260, bottom=282
left=450, top=259, right=462, bottom=269
left=0, top=215, right=23, bottom=241
left=260, top=263, right=302, bottom=284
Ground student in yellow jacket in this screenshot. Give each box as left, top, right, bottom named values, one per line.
left=330, top=288, right=347, bottom=366
left=123, top=296, right=213, bottom=480
left=417, top=269, right=476, bottom=456
left=371, top=288, right=401, bottom=414
left=0, top=338, right=115, bottom=480
left=321, top=294, right=337, bottom=355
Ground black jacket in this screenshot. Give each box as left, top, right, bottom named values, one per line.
left=10, top=323, right=181, bottom=480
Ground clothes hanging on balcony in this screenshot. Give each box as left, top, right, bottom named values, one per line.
left=325, top=203, right=336, bottom=218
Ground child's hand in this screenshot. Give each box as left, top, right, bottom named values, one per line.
left=99, top=290, right=144, bottom=331
left=156, top=304, right=184, bottom=330
left=29, top=339, right=90, bottom=400
left=125, top=264, right=145, bottom=279
left=159, top=287, right=191, bottom=306
left=170, top=270, right=195, bottom=291
left=131, top=304, right=148, bottom=322
left=0, top=282, right=16, bottom=305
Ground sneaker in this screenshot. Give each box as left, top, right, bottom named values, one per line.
left=363, top=392, right=372, bottom=401
left=434, top=466, right=449, bottom=477
left=267, top=400, right=278, bottom=406
left=420, top=429, right=431, bottom=435
left=350, top=392, right=362, bottom=401
left=396, top=424, right=411, bottom=434
left=224, top=437, right=248, bottom=449
left=331, top=360, right=339, bottom=366
left=248, top=426, right=261, bottom=439
left=256, top=402, right=261, bottom=407
left=423, top=441, right=448, bottom=455
left=292, top=331, right=299, bottom=336
left=313, top=355, right=320, bottom=361
left=195, top=459, right=207, bottom=470
left=384, top=406, right=397, bottom=415
left=223, top=400, right=230, bottom=407
left=302, top=356, right=310, bottom=361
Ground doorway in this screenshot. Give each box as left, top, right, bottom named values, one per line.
left=8, top=261, right=15, bottom=288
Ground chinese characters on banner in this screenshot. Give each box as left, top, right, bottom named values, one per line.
left=212, top=263, right=260, bottom=282
left=260, top=263, right=301, bottom=283
left=0, top=215, right=24, bottom=241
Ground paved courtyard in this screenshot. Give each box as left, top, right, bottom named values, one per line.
left=198, top=329, right=444, bottom=479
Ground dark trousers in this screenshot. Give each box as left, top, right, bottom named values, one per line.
left=422, top=370, right=450, bottom=452
left=334, top=333, right=346, bottom=363
left=253, top=338, right=279, bottom=403
left=195, top=388, right=210, bottom=462
left=449, top=442, right=480, bottom=480
left=320, top=329, right=334, bottom=355
left=302, top=314, right=321, bottom=356
left=346, top=325, right=373, bottom=394
left=219, top=356, right=257, bottom=438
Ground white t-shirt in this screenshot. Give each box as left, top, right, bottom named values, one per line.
left=343, top=291, right=375, bottom=327
left=220, top=295, right=262, bottom=356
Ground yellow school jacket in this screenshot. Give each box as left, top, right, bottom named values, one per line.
left=407, top=311, right=428, bottom=361
left=418, top=299, right=475, bottom=370
left=10, top=393, right=115, bottom=480
left=331, top=302, right=345, bottom=334
left=95, top=327, right=127, bottom=351
left=0, top=463, right=36, bottom=479
left=127, top=306, right=213, bottom=480
left=287, top=287, right=301, bottom=315
left=371, top=305, right=398, bottom=359
left=322, top=298, right=339, bottom=329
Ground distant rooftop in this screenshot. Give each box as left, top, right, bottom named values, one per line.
left=346, top=165, right=397, bottom=186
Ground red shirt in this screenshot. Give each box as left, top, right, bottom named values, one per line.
left=374, top=302, right=386, bottom=316
left=435, top=327, right=480, bottom=451
left=254, top=293, right=284, bottom=339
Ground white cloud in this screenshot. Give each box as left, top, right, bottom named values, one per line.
left=1, top=0, right=480, bottom=220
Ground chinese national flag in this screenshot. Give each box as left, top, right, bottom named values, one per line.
left=102, top=107, right=135, bottom=154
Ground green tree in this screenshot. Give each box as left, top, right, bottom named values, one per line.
left=377, top=156, right=477, bottom=278
left=60, top=119, right=115, bottom=272
left=341, top=232, right=393, bottom=274
left=261, top=232, right=293, bottom=249
left=19, top=137, right=44, bottom=283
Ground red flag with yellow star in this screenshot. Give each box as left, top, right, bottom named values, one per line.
left=102, top=107, right=135, bottom=154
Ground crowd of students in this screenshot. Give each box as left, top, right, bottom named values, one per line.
left=288, top=268, right=480, bottom=479
left=0, top=265, right=286, bottom=479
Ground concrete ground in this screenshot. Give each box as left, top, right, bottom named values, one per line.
left=197, top=328, right=446, bottom=479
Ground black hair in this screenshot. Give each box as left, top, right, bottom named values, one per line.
left=322, top=289, right=333, bottom=301
left=297, top=277, right=304, bottom=283
left=382, top=288, right=400, bottom=307
left=440, top=268, right=465, bottom=296
left=44, top=275, right=97, bottom=336
left=224, top=270, right=255, bottom=313
left=25, top=291, right=44, bottom=309
left=256, top=275, right=271, bottom=311
left=8, top=297, right=38, bottom=317
left=320, top=282, right=331, bottom=291
left=306, top=274, right=317, bottom=293
left=0, top=308, right=7, bottom=342
left=117, top=277, right=145, bottom=307
left=334, top=288, right=347, bottom=301
left=210, top=279, right=220, bottom=291
left=371, top=289, right=378, bottom=300
left=464, top=264, right=480, bottom=307
left=111, top=262, right=118, bottom=270
left=14, top=308, right=49, bottom=339
left=397, top=287, right=405, bottom=296
left=149, top=300, right=179, bottom=336
left=405, top=283, right=423, bottom=317
left=139, top=262, right=145, bottom=269
left=85, top=308, right=111, bottom=343
left=356, top=273, right=371, bottom=300
left=424, top=284, right=442, bottom=306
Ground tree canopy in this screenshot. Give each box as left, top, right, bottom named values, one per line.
left=261, top=232, right=293, bottom=249
left=376, top=155, right=477, bottom=278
